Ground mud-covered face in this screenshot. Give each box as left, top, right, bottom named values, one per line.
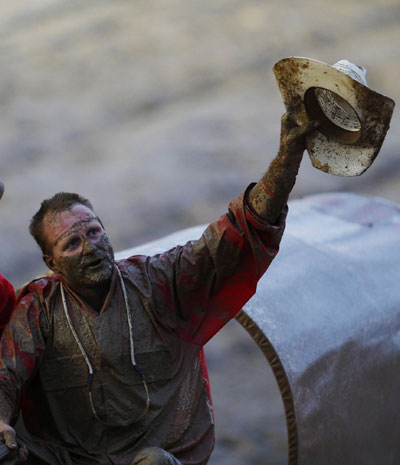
left=43, top=204, right=115, bottom=292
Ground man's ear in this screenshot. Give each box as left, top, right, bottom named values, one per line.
left=43, top=254, right=57, bottom=273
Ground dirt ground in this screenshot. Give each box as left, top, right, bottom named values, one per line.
left=0, top=1, right=399, bottom=464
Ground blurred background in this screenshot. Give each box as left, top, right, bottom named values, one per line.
left=0, top=1, right=399, bottom=464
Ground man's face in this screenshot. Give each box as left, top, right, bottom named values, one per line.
left=43, top=204, right=115, bottom=291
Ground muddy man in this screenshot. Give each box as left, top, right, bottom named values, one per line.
left=0, top=111, right=316, bottom=465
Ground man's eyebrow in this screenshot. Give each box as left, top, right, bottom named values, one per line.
left=53, top=217, right=101, bottom=247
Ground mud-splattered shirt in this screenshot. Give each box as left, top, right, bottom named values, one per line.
left=0, top=186, right=286, bottom=465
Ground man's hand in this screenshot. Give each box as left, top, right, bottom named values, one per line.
left=0, top=422, right=28, bottom=463
left=279, top=111, right=317, bottom=157
left=248, top=111, right=318, bottom=223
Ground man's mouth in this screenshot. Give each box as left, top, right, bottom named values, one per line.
left=85, top=258, right=103, bottom=269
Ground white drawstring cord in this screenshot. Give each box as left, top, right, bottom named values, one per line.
left=60, top=281, right=99, bottom=419
left=60, top=265, right=150, bottom=422
left=116, top=266, right=150, bottom=418
left=116, top=266, right=136, bottom=367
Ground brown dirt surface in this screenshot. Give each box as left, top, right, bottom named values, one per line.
left=0, top=1, right=399, bottom=464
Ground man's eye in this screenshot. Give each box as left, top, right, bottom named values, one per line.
left=66, top=238, right=80, bottom=249
left=88, top=228, right=101, bottom=237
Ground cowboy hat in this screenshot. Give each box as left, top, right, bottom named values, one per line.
left=273, top=57, right=395, bottom=176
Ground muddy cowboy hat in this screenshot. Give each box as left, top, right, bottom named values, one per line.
left=273, top=57, right=395, bottom=176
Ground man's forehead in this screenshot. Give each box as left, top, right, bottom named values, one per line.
left=44, top=205, right=100, bottom=245
left=53, top=217, right=101, bottom=245
left=46, top=204, right=95, bottom=226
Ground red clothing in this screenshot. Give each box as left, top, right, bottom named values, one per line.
left=0, top=186, right=286, bottom=465
left=0, top=273, right=16, bottom=334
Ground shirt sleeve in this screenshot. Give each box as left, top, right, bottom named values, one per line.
left=0, top=288, right=48, bottom=423
left=126, top=184, right=287, bottom=347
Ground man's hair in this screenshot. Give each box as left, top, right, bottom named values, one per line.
left=29, top=192, right=94, bottom=255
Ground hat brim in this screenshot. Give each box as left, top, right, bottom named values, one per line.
left=273, top=57, right=395, bottom=176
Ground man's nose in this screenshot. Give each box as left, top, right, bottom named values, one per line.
left=81, top=238, right=97, bottom=254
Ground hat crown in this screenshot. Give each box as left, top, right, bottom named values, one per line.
left=332, top=60, right=368, bottom=86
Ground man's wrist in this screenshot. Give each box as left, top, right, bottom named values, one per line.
left=248, top=181, right=287, bottom=224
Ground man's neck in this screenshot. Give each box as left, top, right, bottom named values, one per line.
left=64, top=279, right=112, bottom=313
left=78, top=285, right=110, bottom=313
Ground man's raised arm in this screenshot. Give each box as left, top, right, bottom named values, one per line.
left=126, top=112, right=318, bottom=348
left=248, top=112, right=317, bottom=223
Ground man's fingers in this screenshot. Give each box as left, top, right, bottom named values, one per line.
left=289, top=119, right=319, bottom=144
left=281, top=110, right=319, bottom=136
left=2, top=429, right=17, bottom=449
left=303, top=119, right=320, bottom=135
left=281, top=112, right=299, bottom=131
